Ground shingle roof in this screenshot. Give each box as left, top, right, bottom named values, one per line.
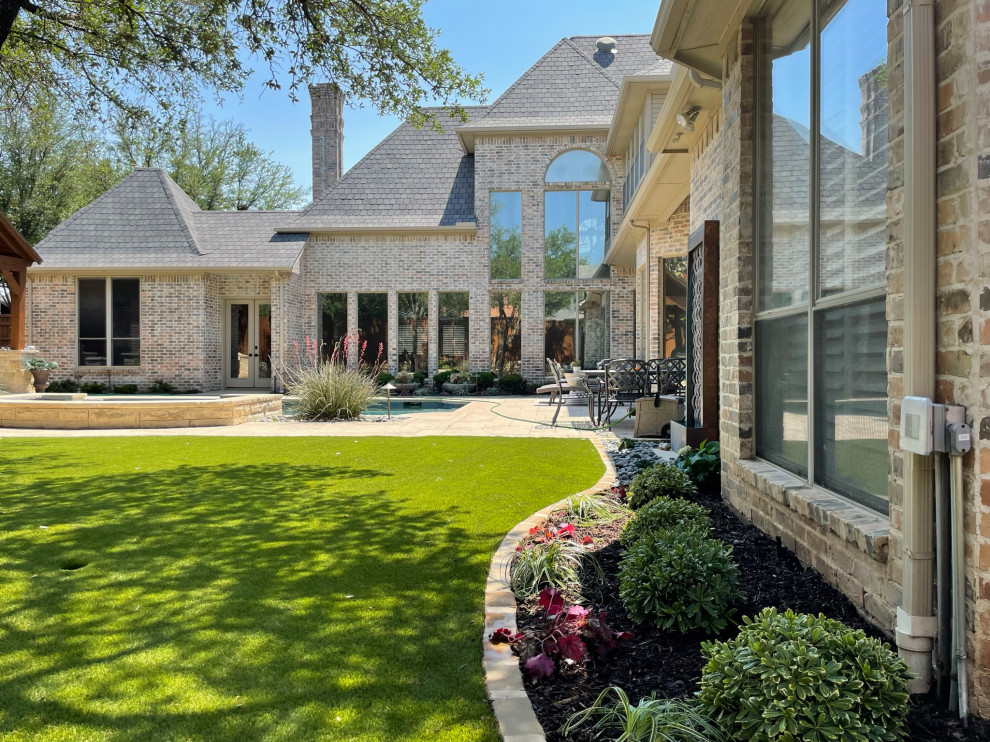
left=34, top=169, right=307, bottom=270
left=293, top=106, right=487, bottom=228
left=462, top=35, right=666, bottom=131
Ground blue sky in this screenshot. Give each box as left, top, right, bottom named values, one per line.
left=199, top=0, right=661, bottom=201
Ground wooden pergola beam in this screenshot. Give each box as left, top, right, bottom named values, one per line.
left=0, top=211, right=41, bottom=351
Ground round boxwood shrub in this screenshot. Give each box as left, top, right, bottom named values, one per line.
left=619, top=496, right=711, bottom=548
left=626, top=462, right=697, bottom=510
left=698, top=607, right=912, bottom=742
left=618, top=529, right=741, bottom=633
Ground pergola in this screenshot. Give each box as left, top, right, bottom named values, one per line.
left=0, top=211, right=42, bottom=349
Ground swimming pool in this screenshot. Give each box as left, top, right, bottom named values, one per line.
left=364, top=399, right=468, bottom=415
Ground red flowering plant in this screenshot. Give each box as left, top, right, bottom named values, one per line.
left=489, top=588, right=632, bottom=680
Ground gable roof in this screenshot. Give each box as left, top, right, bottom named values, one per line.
left=461, top=35, right=666, bottom=133
left=33, top=169, right=307, bottom=270
left=290, top=106, right=487, bottom=230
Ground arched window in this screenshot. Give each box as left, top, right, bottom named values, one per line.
left=545, top=150, right=610, bottom=183
left=543, top=150, right=610, bottom=281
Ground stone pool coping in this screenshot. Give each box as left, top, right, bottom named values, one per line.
left=482, top=436, right=616, bottom=741
left=0, top=393, right=282, bottom=429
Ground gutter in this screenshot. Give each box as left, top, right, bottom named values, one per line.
left=275, top=223, right=477, bottom=236
left=896, top=0, right=937, bottom=695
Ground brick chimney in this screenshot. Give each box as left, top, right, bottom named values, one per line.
left=309, top=83, right=344, bottom=201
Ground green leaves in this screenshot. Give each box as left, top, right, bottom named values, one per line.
left=1, top=0, right=488, bottom=127
left=627, top=462, right=697, bottom=510
left=618, top=529, right=742, bottom=633
left=674, top=439, right=721, bottom=491
left=619, top=495, right=710, bottom=548
left=698, top=608, right=913, bottom=742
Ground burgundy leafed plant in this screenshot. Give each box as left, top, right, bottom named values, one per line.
left=488, top=588, right=632, bottom=680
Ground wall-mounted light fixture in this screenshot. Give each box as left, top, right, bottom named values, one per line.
left=675, top=106, right=702, bottom=132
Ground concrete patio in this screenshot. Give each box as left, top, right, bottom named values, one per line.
left=0, top=395, right=639, bottom=439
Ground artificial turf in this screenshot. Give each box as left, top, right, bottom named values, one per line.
left=0, top=436, right=604, bottom=742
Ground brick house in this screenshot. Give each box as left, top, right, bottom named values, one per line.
left=618, top=0, right=990, bottom=719
left=26, top=35, right=673, bottom=392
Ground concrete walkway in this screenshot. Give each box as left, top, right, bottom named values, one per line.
left=0, top=396, right=637, bottom=439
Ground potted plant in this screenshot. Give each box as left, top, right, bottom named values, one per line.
left=443, top=370, right=477, bottom=395
left=24, top=357, right=58, bottom=393
left=393, top=370, right=420, bottom=393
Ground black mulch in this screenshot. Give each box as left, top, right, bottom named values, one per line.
left=512, top=488, right=990, bottom=742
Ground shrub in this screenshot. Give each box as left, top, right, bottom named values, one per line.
left=148, top=379, right=178, bottom=394
left=376, top=371, right=395, bottom=386
left=489, top=589, right=632, bottom=680
left=394, top=370, right=417, bottom=384
left=474, top=371, right=496, bottom=390
left=181, top=388, right=201, bottom=395
left=112, top=384, right=138, bottom=394
left=24, top=357, right=58, bottom=371
left=280, top=336, right=381, bottom=421
left=564, top=492, right=627, bottom=525
left=620, top=496, right=711, bottom=548
left=413, top=386, right=432, bottom=397
left=675, top=440, right=721, bottom=491
left=627, top=462, right=697, bottom=509
left=619, top=530, right=741, bottom=633
left=699, top=607, right=912, bottom=742
left=45, top=379, right=79, bottom=393
left=433, top=370, right=452, bottom=390
left=412, top=371, right=428, bottom=385
left=79, top=382, right=108, bottom=394
left=564, top=686, right=728, bottom=742
left=498, top=373, right=529, bottom=395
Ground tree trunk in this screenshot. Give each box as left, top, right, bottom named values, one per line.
left=0, top=0, right=23, bottom=49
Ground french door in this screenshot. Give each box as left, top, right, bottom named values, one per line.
left=224, top=299, right=272, bottom=389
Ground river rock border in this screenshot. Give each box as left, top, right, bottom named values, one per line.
left=483, top=436, right=617, bottom=742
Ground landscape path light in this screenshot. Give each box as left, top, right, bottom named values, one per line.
left=382, top=382, right=397, bottom=419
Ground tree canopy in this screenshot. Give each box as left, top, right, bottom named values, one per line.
left=0, top=0, right=487, bottom=127
left=114, top=114, right=308, bottom=210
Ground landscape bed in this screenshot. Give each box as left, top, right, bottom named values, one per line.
left=510, top=460, right=990, bottom=742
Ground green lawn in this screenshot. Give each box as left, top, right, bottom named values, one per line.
left=0, top=436, right=604, bottom=742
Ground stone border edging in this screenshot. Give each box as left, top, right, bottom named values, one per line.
left=482, top=436, right=616, bottom=742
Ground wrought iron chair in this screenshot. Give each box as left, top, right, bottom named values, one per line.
left=647, top=358, right=687, bottom=397
left=601, top=359, right=649, bottom=424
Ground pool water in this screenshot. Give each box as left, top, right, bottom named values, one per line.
left=281, top=398, right=467, bottom=417
left=365, top=399, right=467, bottom=415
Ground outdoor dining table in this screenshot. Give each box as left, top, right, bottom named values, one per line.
left=572, top=369, right=607, bottom=424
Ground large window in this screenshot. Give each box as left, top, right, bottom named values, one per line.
left=544, top=150, right=610, bottom=280
left=318, top=293, right=347, bottom=358
left=78, top=278, right=140, bottom=367
left=398, top=292, right=428, bottom=372
left=438, top=292, right=469, bottom=367
left=544, top=291, right=610, bottom=368
left=661, top=257, right=687, bottom=357
left=490, top=291, right=521, bottom=376
left=490, top=192, right=522, bottom=279
left=755, top=0, right=889, bottom=512
left=357, top=293, right=387, bottom=366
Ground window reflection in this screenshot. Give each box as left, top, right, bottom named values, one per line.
left=545, top=150, right=610, bottom=183
left=544, top=291, right=610, bottom=368
left=490, top=291, right=521, bottom=376
left=490, top=192, right=522, bottom=279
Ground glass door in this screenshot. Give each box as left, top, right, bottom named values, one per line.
left=225, top=299, right=272, bottom=388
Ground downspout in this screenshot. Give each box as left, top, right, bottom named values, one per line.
left=895, top=0, right=937, bottom=694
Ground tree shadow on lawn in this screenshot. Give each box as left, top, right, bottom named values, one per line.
left=0, top=460, right=516, bottom=741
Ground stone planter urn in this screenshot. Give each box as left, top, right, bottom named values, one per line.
left=443, top=382, right=476, bottom=395
left=393, top=382, right=419, bottom=393
left=30, top=369, right=51, bottom=393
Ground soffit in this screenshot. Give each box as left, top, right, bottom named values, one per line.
left=651, top=0, right=764, bottom=79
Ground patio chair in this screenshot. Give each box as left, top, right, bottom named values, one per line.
left=601, top=359, right=649, bottom=424
left=536, top=358, right=569, bottom=405
left=647, top=358, right=687, bottom=397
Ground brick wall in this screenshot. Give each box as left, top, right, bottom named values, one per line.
left=646, top=197, right=690, bottom=359
left=27, top=271, right=278, bottom=392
